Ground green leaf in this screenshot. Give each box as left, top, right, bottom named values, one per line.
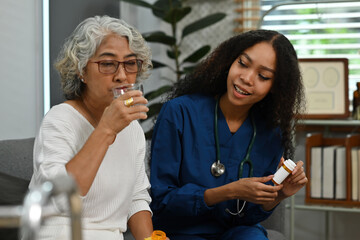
left=182, top=13, right=226, bottom=39
left=143, top=31, right=176, bottom=45
left=145, top=85, right=173, bottom=100
left=182, top=45, right=210, bottom=63
left=166, top=50, right=181, bottom=59
left=152, top=0, right=182, bottom=21
left=176, top=70, right=186, bottom=76
left=145, top=128, right=154, bottom=140
left=167, top=50, right=177, bottom=59
left=183, top=65, right=197, bottom=74
left=147, top=102, right=165, bottom=119
left=151, top=60, right=168, bottom=69
left=119, top=0, right=155, bottom=9
left=163, top=7, right=192, bottom=24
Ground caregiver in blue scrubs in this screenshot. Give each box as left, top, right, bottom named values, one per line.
left=150, top=29, right=308, bottom=240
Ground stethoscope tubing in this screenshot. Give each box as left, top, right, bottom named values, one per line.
left=212, top=97, right=257, bottom=216
left=212, top=97, right=256, bottom=178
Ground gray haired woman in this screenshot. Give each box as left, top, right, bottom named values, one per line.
left=29, top=15, right=153, bottom=240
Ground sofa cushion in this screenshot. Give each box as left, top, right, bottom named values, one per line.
left=0, top=172, right=29, bottom=205
left=0, top=138, right=34, bottom=240
left=0, top=138, right=34, bottom=181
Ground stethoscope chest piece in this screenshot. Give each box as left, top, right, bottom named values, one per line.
left=211, top=160, right=225, bottom=177
left=211, top=97, right=256, bottom=178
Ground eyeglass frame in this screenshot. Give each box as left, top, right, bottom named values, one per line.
left=89, top=59, right=143, bottom=74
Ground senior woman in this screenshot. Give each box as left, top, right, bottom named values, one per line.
left=29, top=16, right=153, bottom=240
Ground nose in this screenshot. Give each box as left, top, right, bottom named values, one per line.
left=113, top=63, right=127, bottom=83
left=241, top=69, right=255, bottom=86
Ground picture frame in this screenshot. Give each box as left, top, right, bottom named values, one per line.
left=299, top=58, right=349, bottom=119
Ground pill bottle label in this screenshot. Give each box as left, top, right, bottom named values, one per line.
left=272, top=159, right=296, bottom=185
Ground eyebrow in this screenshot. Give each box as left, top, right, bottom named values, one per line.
left=242, top=53, right=275, bottom=74
left=98, top=52, right=137, bottom=59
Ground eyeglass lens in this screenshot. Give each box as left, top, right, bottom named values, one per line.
left=98, top=60, right=141, bottom=74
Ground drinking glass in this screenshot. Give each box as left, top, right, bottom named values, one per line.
left=112, top=83, right=144, bottom=99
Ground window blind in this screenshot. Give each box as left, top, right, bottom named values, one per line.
left=260, top=0, right=360, bottom=108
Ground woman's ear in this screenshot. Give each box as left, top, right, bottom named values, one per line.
left=78, top=75, right=85, bottom=83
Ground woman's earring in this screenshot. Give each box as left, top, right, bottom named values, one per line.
left=80, top=78, right=84, bottom=83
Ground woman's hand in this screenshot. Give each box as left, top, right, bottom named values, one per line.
left=278, top=160, right=308, bottom=199
left=98, top=90, right=149, bottom=136
left=205, top=175, right=283, bottom=207
left=204, top=160, right=307, bottom=211
left=204, top=175, right=281, bottom=207
left=229, top=176, right=283, bottom=205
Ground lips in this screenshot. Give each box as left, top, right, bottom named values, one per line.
left=234, top=84, right=251, bottom=95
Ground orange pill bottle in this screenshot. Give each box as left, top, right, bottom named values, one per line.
left=144, top=230, right=166, bottom=240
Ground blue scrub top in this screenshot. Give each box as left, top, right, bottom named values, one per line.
left=150, top=94, right=284, bottom=236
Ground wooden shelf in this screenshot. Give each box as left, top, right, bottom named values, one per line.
left=286, top=203, right=360, bottom=213
left=296, top=119, right=360, bottom=134
left=298, top=119, right=360, bottom=126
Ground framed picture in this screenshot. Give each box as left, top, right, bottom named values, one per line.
left=299, top=58, right=349, bottom=119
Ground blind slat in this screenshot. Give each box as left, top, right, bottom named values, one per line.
left=264, top=12, right=360, bottom=21
left=287, top=33, right=360, bottom=40
left=265, top=22, right=360, bottom=31
left=294, top=44, right=360, bottom=50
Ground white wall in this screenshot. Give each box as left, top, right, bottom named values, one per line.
left=0, top=0, right=43, bottom=140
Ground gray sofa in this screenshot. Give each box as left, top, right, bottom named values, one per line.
left=0, top=138, right=285, bottom=240
left=0, top=138, right=35, bottom=239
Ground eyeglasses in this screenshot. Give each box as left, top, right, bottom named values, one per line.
left=90, top=59, right=143, bottom=74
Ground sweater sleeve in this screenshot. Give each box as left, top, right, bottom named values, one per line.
left=127, top=121, right=152, bottom=220
left=30, top=106, right=88, bottom=213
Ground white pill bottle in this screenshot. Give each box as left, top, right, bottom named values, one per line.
left=272, top=159, right=296, bottom=185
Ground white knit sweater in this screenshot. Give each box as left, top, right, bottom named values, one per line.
left=29, top=103, right=151, bottom=239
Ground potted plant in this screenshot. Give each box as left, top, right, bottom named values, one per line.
left=119, top=0, right=226, bottom=138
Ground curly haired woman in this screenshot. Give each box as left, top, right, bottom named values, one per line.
left=150, top=29, right=308, bottom=240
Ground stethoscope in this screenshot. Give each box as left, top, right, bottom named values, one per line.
left=210, top=97, right=257, bottom=216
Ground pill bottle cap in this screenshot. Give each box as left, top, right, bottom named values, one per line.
left=284, top=159, right=296, bottom=171
left=144, top=230, right=166, bottom=240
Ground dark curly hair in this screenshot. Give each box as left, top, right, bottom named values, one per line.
left=168, top=29, right=304, bottom=159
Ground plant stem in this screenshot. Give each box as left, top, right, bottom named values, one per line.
left=171, top=21, right=181, bottom=81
